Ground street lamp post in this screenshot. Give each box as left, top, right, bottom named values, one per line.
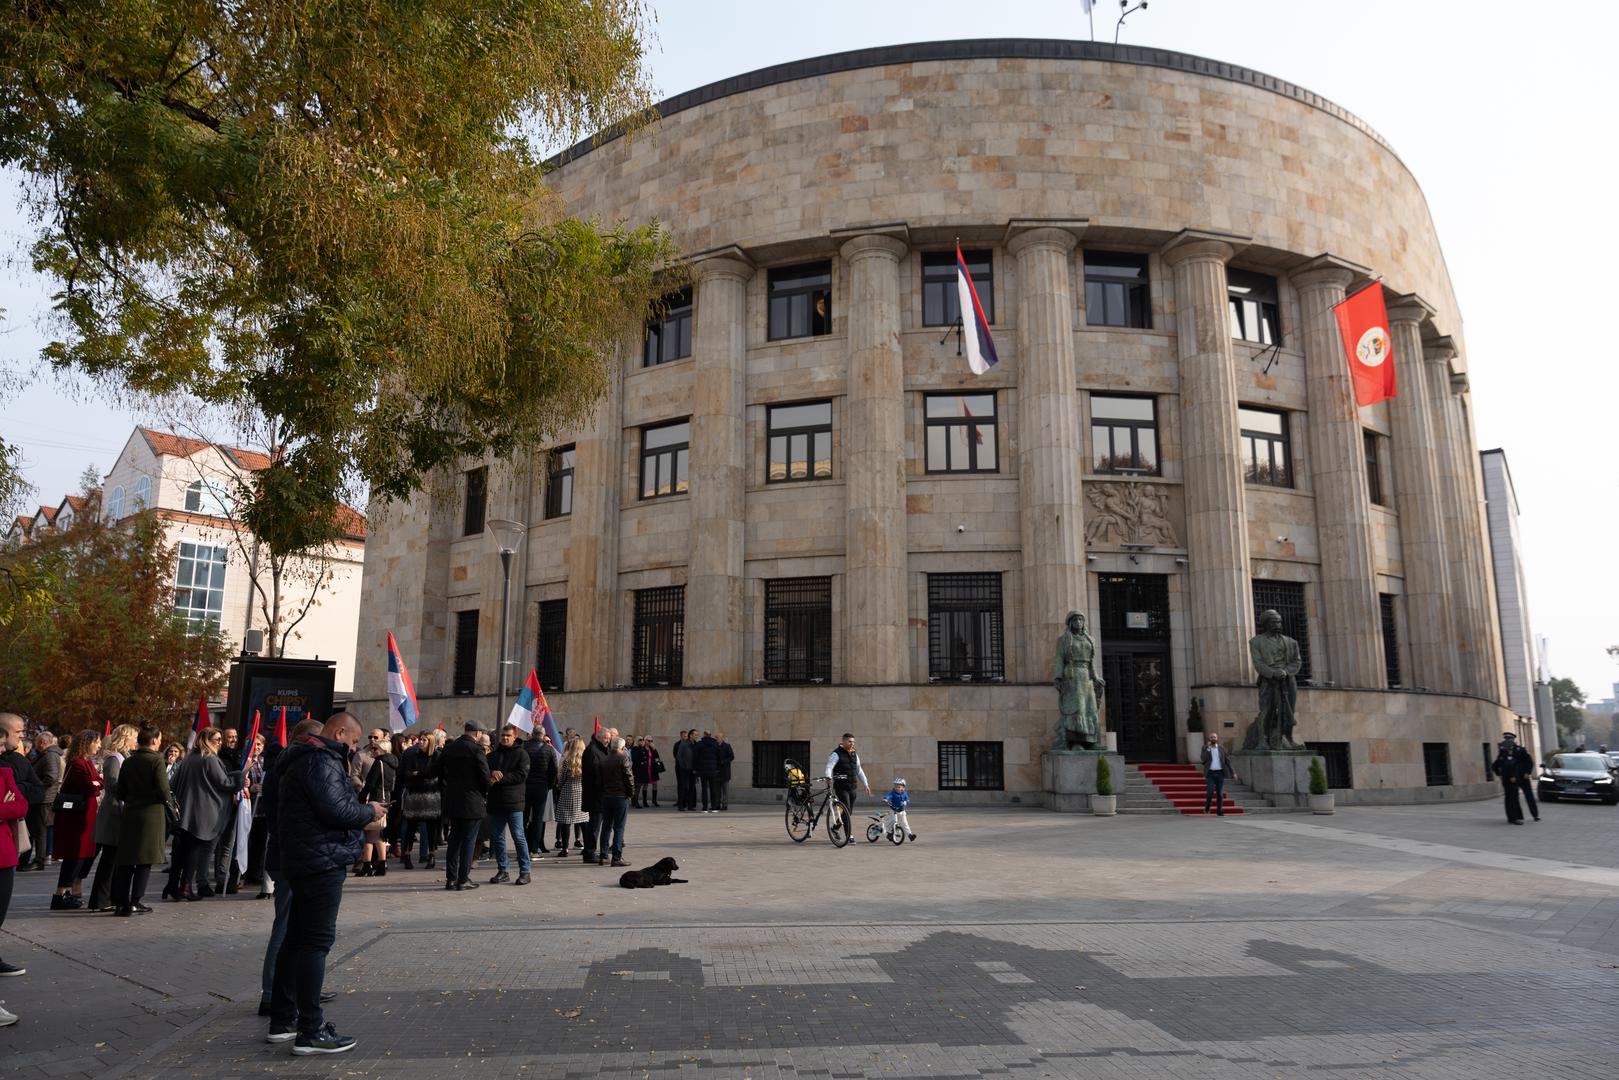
left=485, top=518, right=527, bottom=732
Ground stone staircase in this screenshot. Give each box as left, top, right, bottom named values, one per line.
left=1119, top=764, right=1289, bottom=815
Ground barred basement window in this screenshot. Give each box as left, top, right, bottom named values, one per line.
left=1306, top=742, right=1352, bottom=788
left=1379, top=593, right=1401, bottom=689
left=1239, top=407, right=1292, bottom=488
left=632, top=586, right=684, bottom=687
left=462, top=466, right=488, bottom=536
left=927, top=573, right=1004, bottom=682
left=1084, top=251, right=1151, bottom=328
left=924, top=393, right=998, bottom=473
left=639, top=421, right=690, bottom=500
left=938, top=741, right=1004, bottom=791
left=545, top=446, right=575, bottom=519
left=1252, top=579, right=1311, bottom=684
left=643, top=287, right=693, bottom=366
left=922, top=249, right=993, bottom=327
left=1228, top=269, right=1281, bottom=345
left=767, top=262, right=831, bottom=341
left=536, top=599, right=567, bottom=692
left=1364, top=430, right=1387, bottom=506
left=453, top=610, right=479, bottom=695
left=767, top=402, right=833, bottom=483
left=1423, top=742, right=1452, bottom=786
left=764, top=577, right=832, bottom=683
left=1090, top=395, right=1159, bottom=474
left=753, top=740, right=811, bottom=789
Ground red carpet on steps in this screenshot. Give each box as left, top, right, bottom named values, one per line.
left=1135, top=763, right=1244, bottom=815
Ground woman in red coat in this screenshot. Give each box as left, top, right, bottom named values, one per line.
left=50, top=729, right=102, bottom=911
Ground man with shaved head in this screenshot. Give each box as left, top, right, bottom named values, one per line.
left=265, top=712, right=385, bottom=1057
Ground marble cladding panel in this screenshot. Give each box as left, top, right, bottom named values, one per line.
left=905, top=477, right=1022, bottom=551
left=617, top=499, right=693, bottom=572
left=524, top=518, right=570, bottom=585
left=1244, top=488, right=1320, bottom=564
left=744, top=485, right=847, bottom=556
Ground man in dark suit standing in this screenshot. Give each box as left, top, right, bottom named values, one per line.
left=1491, top=732, right=1539, bottom=825
left=437, top=722, right=492, bottom=889
left=579, top=726, right=610, bottom=864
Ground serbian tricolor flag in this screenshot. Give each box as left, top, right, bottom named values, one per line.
left=1333, top=284, right=1396, bottom=406
left=186, top=694, right=211, bottom=751
left=956, top=244, right=998, bottom=375
left=386, top=632, right=420, bottom=734
left=505, top=668, right=562, bottom=746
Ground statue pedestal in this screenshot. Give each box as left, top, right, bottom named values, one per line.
left=1234, top=750, right=1313, bottom=808
left=1041, top=750, right=1124, bottom=813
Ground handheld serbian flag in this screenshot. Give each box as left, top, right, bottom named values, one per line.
left=385, top=632, right=420, bottom=734
left=1333, top=284, right=1396, bottom=407
left=955, top=244, right=998, bottom=375
left=506, top=669, right=562, bottom=749
left=186, top=694, right=212, bottom=751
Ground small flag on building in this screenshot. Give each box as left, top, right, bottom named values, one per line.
left=386, top=631, right=420, bottom=734
left=187, top=694, right=211, bottom=751
left=955, top=244, right=999, bottom=375
left=1333, top=284, right=1396, bottom=406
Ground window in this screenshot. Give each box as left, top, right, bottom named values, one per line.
left=536, top=599, right=567, bottom=692
left=924, top=393, right=998, bottom=473
left=764, top=577, right=832, bottom=683
left=752, top=740, right=811, bottom=789
left=767, top=262, right=832, bottom=341
left=1228, top=269, right=1281, bottom=345
left=132, top=475, right=151, bottom=511
left=545, top=446, right=575, bottom=519
left=632, top=585, right=684, bottom=686
left=1240, top=407, right=1292, bottom=488
left=639, top=421, right=690, bottom=499
left=1084, top=251, right=1151, bottom=328
left=939, top=741, right=1004, bottom=790
left=767, top=402, right=833, bottom=483
left=1379, top=593, right=1401, bottom=689
left=1252, top=579, right=1312, bottom=684
left=1090, top=395, right=1159, bottom=474
left=921, top=249, right=993, bottom=327
left=643, top=287, right=693, bottom=366
left=1422, top=742, right=1452, bottom=787
left=1364, top=431, right=1387, bottom=506
left=106, top=486, right=125, bottom=521
left=1306, top=742, right=1353, bottom=789
left=184, top=479, right=230, bottom=517
left=174, top=541, right=228, bottom=633
left=927, top=573, right=1005, bottom=682
left=463, top=467, right=487, bottom=536
left=453, top=610, right=479, bottom=695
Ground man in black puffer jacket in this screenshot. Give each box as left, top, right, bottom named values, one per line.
left=267, top=713, right=384, bottom=1057
left=579, top=727, right=610, bottom=864
left=523, top=730, right=558, bottom=855
left=484, top=724, right=531, bottom=885
left=437, top=722, right=492, bottom=891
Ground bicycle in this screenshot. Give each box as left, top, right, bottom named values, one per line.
left=865, top=807, right=907, bottom=845
left=782, top=760, right=849, bottom=847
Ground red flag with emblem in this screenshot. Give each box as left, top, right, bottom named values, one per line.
left=1333, top=284, right=1396, bottom=406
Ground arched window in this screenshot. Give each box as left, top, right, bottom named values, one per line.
left=132, top=475, right=151, bottom=510
left=105, top=486, right=126, bottom=520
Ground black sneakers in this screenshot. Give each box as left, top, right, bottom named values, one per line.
left=0, top=961, right=25, bottom=977
left=488, top=871, right=510, bottom=884
left=292, top=1022, right=356, bottom=1055
left=265, top=1025, right=296, bottom=1044
left=514, top=873, right=531, bottom=886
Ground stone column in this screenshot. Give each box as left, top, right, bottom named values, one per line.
left=1008, top=227, right=1086, bottom=680
left=1446, top=369, right=1507, bottom=703
left=564, top=352, right=624, bottom=691
left=840, top=233, right=909, bottom=684
left=684, top=256, right=752, bottom=686
left=1162, top=235, right=1254, bottom=685
left=1292, top=259, right=1384, bottom=688
left=1423, top=338, right=1483, bottom=697
left=1385, top=295, right=1457, bottom=691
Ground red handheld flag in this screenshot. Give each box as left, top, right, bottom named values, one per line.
left=1333, top=285, right=1396, bottom=407
left=275, top=706, right=288, bottom=749
left=103, top=719, right=111, bottom=738
left=593, top=715, right=601, bottom=735
left=246, top=710, right=262, bottom=757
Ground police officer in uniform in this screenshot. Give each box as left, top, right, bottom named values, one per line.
left=823, top=733, right=870, bottom=844
left=1490, top=731, right=1539, bottom=825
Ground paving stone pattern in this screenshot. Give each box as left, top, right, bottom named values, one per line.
left=1, top=801, right=1617, bottom=1078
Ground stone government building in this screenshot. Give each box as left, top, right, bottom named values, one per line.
left=353, top=40, right=1516, bottom=804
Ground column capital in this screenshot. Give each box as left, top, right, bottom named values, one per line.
left=1422, top=334, right=1458, bottom=364
left=1386, top=291, right=1436, bottom=327
left=693, top=255, right=754, bottom=284
left=1449, top=371, right=1471, bottom=394
left=1160, top=227, right=1248, bottom=267
left=837, top=230, right=908, bottom=263
left=1289, top=252, right=1372, bottom=294
left=1004, top=218, right=1085, bottom=255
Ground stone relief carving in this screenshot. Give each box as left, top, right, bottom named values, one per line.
left=1083, top=482, right=1179, bottom=548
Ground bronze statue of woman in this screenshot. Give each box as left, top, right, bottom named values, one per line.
left=1054, top=611, right=1104, bottom=750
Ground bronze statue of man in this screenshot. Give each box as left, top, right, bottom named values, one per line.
left=1245, top=609, right=1303, bottom=750
left=1054, top=611, right=1104, bottom=750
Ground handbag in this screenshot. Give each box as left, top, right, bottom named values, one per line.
left=13, top=819, right=30, bottom=861
left=53, top=791, right=84, bottom=814
left=402, top=788, right=441, bottom=819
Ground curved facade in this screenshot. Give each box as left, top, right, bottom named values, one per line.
left=355, top=41, right=1515, bottom=803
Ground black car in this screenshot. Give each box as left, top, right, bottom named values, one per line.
left=1537, top=753, right=1618, bottom=805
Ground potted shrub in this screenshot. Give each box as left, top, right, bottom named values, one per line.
left=1308, top=756, right=1335, bottom=814
left=1092, top=755, right=1117, bottom=816
left=1184, top=698, right=1206, bottom=763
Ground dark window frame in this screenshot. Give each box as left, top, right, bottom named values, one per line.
left=1252, top=579, right=1312, bottom=685
left=921, top=249, right=994, bottom=327
left=752, top=740, right=811, bottom=789
left=1379, top=592, right=1401, bottom=689
left=763, top=577, right=833, bottom=684
left=453, top=610, right=479, bottom=695
left=1083, top=251, right=1152, bottom=329
left=766, top=262, right=832, bottom=341
left=1240, top=407, right=1293, bottom=489
left=1364, top=430, right=1386, bottom=506
left=766, top=401, right=834, bottom=484
left=938, top=741, right=1005, bottom=791
left=1228, top=268, right=1282, bottom=345
left=462, top=466, right=488, bottom=537
left=1422, top=742, right=1452, bottom=787
left=639, top=420, right=690, bottom=501
left=924, top=392, right=999, bottom=474
left=536, top=598, right=567, bottom=692
left=643, top=287, right=694, bottom=367
left=632, top=585, right=684, bottom=687
left=927, top=573, right=1006, bottom=682
left=545, top=446, right=576, bottom=519
left=1090, top=394, right=1160, bottom=475
left=1306, top=742, right=1353, bottom=789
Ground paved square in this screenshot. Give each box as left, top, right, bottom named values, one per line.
left=3, top=799, right=1617, bottom=1078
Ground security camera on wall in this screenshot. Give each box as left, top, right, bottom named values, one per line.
left=956, top=524, right=966, bottom=533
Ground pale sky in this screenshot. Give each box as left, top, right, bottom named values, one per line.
left=2, top=0, right=1616, bottom=699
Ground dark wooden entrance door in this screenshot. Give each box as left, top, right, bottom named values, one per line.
left=1098, top=574, right=1176, bottom=763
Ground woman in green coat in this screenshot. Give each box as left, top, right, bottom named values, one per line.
left=112, top=725, right=170, bottom=916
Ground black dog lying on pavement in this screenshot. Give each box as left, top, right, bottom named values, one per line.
left=618, top=857, right=688, bottom=889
